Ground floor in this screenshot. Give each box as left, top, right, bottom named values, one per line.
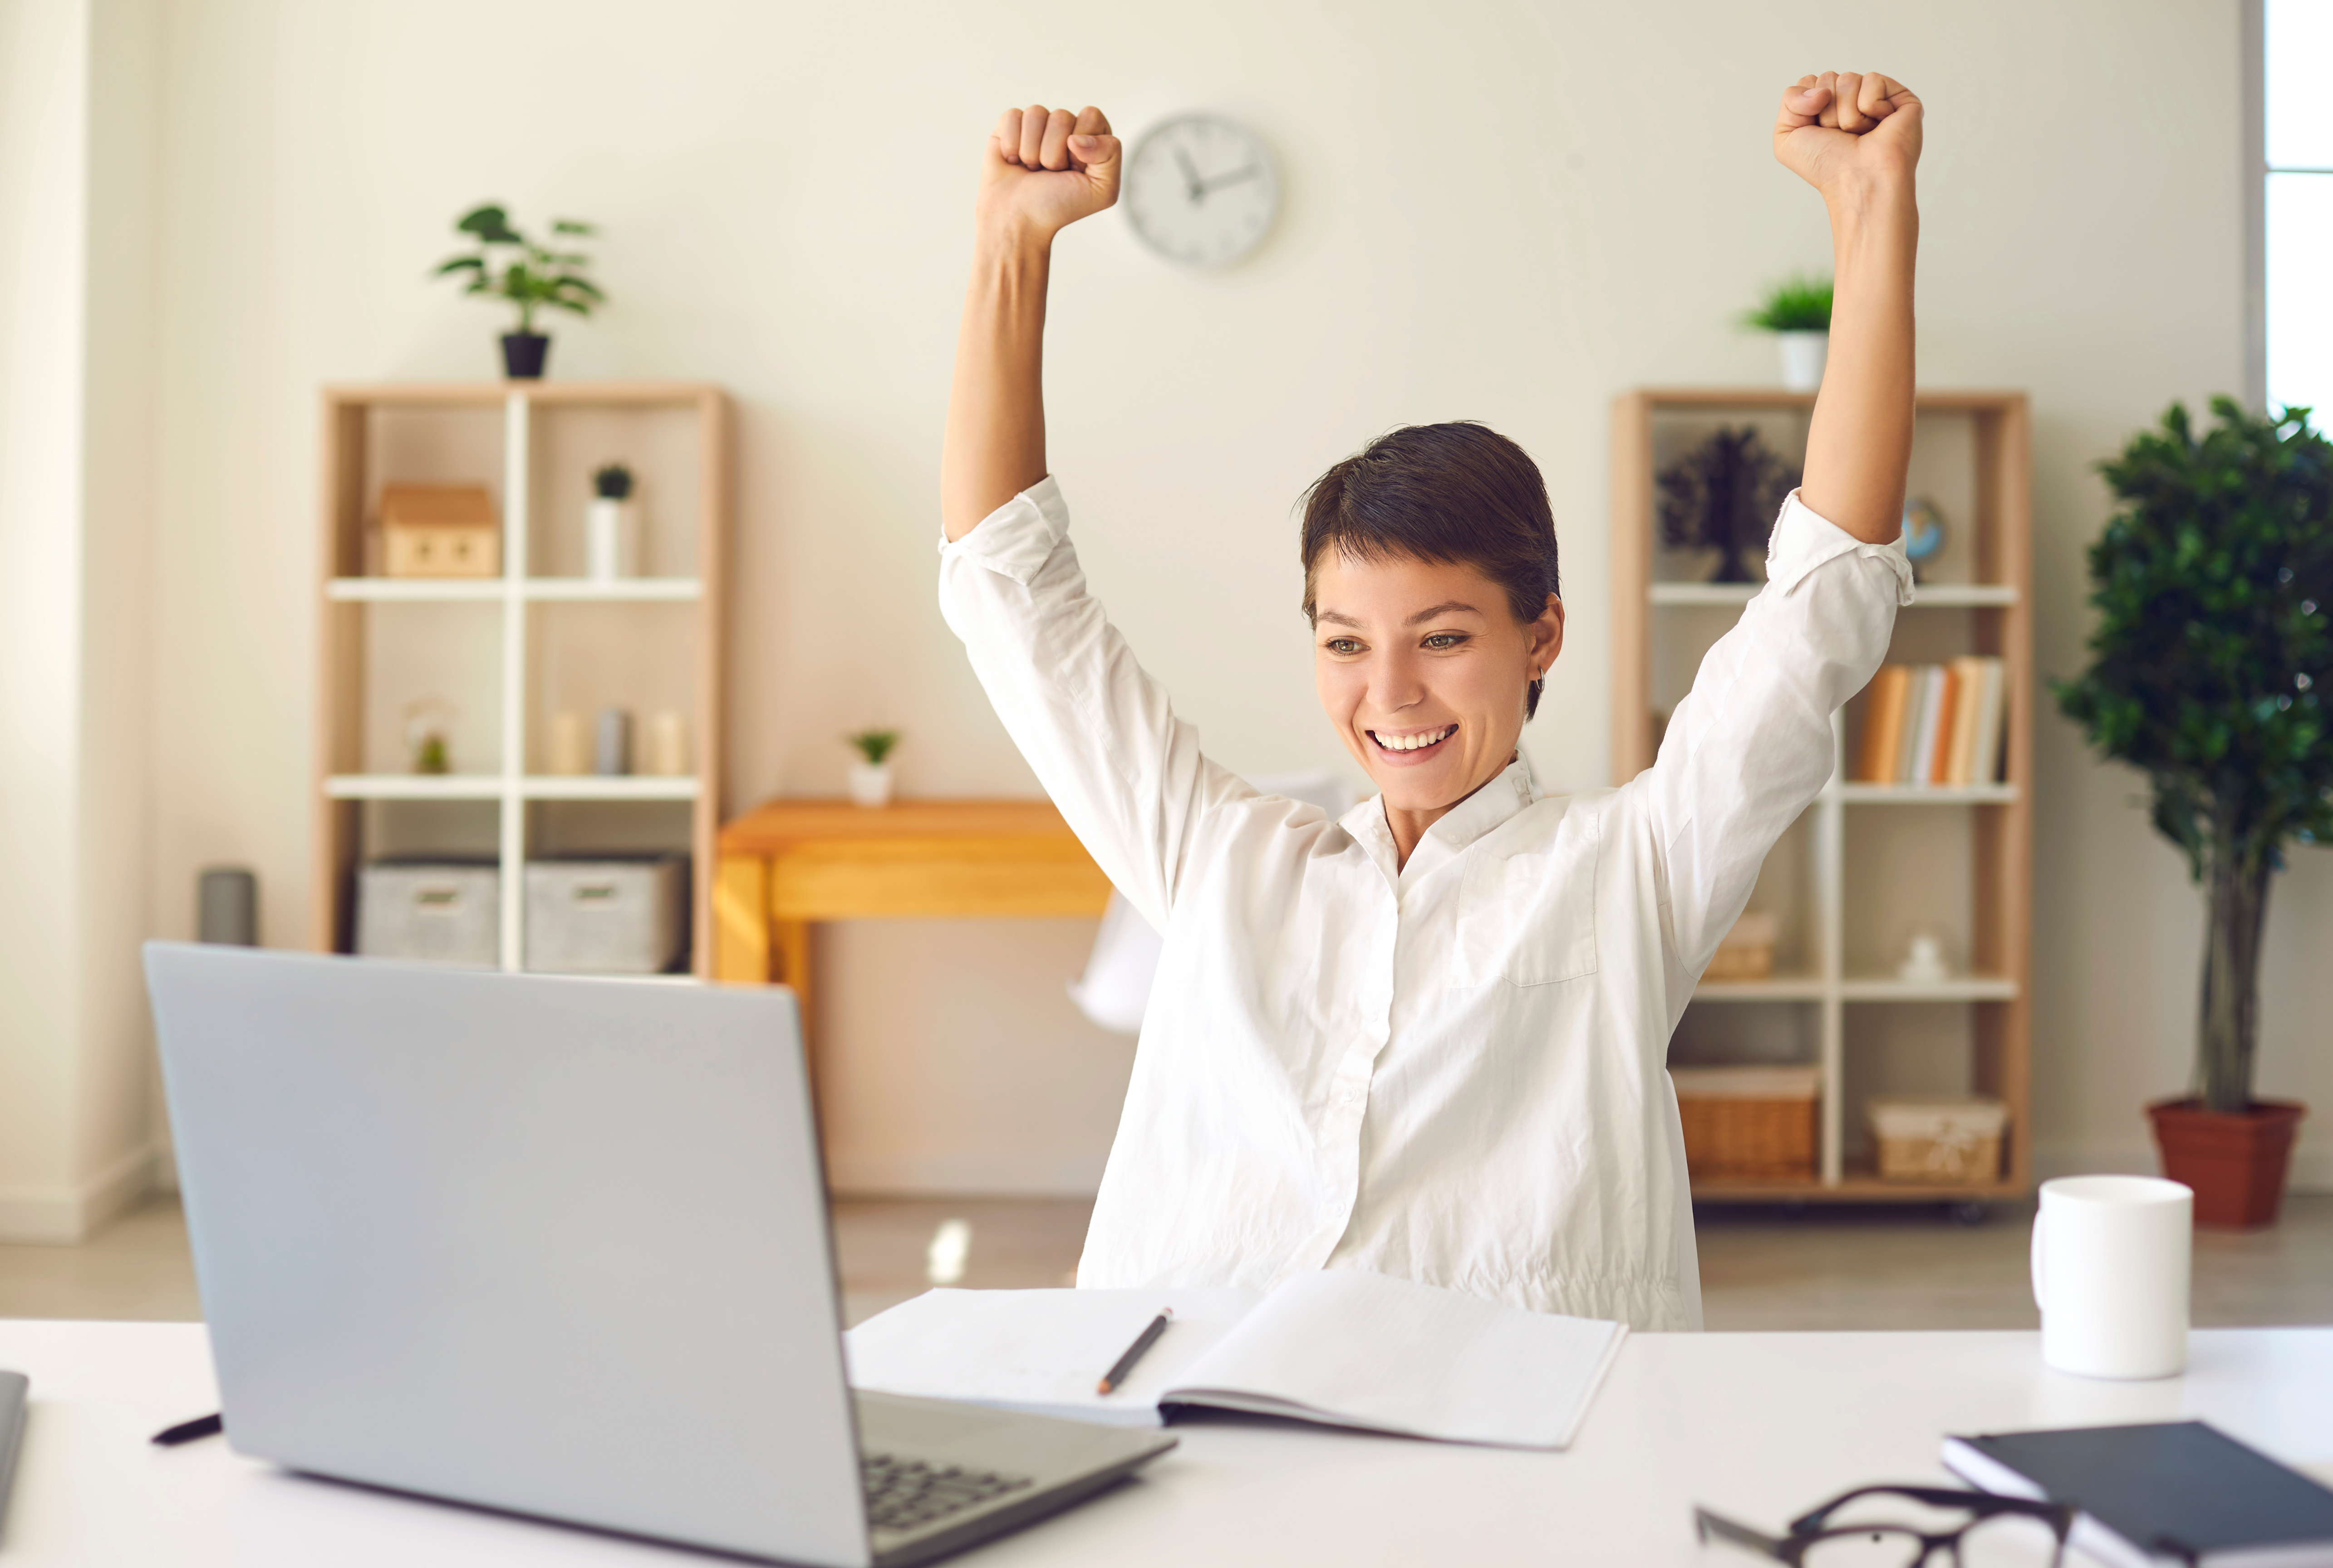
left=4, top=1192, right=2328, bottom=1330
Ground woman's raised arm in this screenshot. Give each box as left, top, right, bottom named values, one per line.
left=1631, top=73, right=1923, bottom=1000
left=1773, top=71, right=1923, bottom=544
left=941, top=105, right=1120, bottom=542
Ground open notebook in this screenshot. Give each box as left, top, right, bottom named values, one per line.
left=844, top=1268, right=1627, bottom=1451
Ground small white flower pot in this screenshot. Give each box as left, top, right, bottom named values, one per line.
left=584, top=498, right=640, bottom=579
left=847, top=762, right=894, bottom=808
left=1777, top=330, right=1829, bottom=393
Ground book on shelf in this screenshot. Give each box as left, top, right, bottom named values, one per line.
left=1855, top=659, right=2008, bottom=786
left=1854, top=664, right=1912, bottom=782
left=1944, top=655, right=1982, bottom=784
left=1901, top=665, right=1939, bottom=783
left=1891, top=666, right=1923, bottom=783
left=1924, top=664, right=1963, bottom=785
left=1968, top=657, right=2007, bottom=785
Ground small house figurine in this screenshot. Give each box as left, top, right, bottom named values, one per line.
left=380, top=483, right=501, bottom=578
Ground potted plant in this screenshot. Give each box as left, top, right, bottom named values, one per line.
left=586, top=462, right=639, bottom=579
left=2055, top=397, right=2331, bottom=1227
left=432, top=203, right=603, bottom=380
left=1742, top=275, right=1833, bottom=392
left=845, top=729, right=902, bottom=808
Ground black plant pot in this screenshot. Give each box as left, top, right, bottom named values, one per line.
left=500, top=332, right=550, bottom=380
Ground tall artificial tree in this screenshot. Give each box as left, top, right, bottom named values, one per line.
left=2055, top=399, right=2333, bottom=1112
left=1658, top=427, right=1798, bottom=584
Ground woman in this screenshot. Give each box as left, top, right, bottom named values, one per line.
left=939, top=75, right=1920, bottom=1330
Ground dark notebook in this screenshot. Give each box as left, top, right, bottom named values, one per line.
left=0, top=1371, right=25, bottom=1535
left=1944, top=1421, right=2333, bottom=1568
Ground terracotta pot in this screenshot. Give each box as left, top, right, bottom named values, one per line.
left=2145, top=1097, right=2307, bottom=1228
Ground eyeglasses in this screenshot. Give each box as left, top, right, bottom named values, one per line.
left=1696, top=1485, right=2075, bottom=1567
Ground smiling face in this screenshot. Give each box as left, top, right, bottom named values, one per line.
left=1312, top=549, right=1563, bottom=833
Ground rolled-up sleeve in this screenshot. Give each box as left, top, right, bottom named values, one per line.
left=938, top=478, right=1255, bottom=930
left=1637, top=490, right=1912, bottom=982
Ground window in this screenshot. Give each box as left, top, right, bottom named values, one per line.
left=2266, top=0, right=2333, bottom=419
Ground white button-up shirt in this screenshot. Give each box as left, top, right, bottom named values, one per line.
left=939, top=478, right=1910, bottom=1330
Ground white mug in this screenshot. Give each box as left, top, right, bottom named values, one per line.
left=2030, top=1175, right=2191, bottom=1379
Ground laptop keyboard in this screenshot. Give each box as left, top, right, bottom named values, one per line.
left=862, top=1452, right=1033, bottom=1535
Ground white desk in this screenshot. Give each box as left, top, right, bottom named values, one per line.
left=4, top=1320, right=2330, bottom=1566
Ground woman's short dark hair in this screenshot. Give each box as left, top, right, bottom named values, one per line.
left=1298, top=421, right=1562, bottom=717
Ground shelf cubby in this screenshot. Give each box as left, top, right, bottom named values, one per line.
left=1615, top=387, right=2032, bottom=1202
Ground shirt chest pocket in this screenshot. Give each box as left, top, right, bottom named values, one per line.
left=1449, top=811, right=1601, bottom=989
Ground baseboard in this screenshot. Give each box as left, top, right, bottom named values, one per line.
left=825, top=1148, right=1106, bottom=1200
left=0, top=1143, right=160, bottom=1242
left=837, top=1143, right=2333, bottom=1201
left=2033, top=1142, right=2333, bottom=1192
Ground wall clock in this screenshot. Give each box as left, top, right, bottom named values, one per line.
left=1124, top=114, right=1279, bottom=268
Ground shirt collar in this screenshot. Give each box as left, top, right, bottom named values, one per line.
left=1340, top=755, right=1538, bottom=891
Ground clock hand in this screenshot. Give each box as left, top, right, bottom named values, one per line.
left=1195, top=164, right=1262, bottom=195
left=1173, top=146, right=1205, bottom=203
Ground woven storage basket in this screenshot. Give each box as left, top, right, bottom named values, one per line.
left=1702, top=910, right=1779, bottom=983
left=1868, top=1096, right=2007, bottom=1184
left=1672, top=1065, right=1820, bottom=1180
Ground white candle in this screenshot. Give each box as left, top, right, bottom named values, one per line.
left=547, top=711, right=590, bottom=775
left=646, top=710, right=689, bottom=777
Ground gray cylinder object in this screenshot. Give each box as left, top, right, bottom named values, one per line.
left=197, top=867, right=258, bottom=946
left=595, top=707, right=633, bottom=776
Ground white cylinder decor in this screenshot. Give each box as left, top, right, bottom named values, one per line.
left=584, top=498, right=641, bottom=580
left=547, top=711, right=590, bottom=776
left=847, top=762, right=894, bottom=808
left=1773, top=327, right=1829, bottom=392
left=645, top=710, right=690, bottom=777
left=1777, top=330, right=1829, bottom=392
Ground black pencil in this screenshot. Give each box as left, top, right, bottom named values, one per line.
left=1096, top=1310, right=1173, bottom=1395
left=151, top=1412, right=223, bottom=1446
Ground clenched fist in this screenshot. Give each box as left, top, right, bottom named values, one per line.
left=1773, top=72, right=1922, bottom=199
left=979, top=104, right=1122, bottom=245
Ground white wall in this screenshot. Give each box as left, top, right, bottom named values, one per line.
left=0, top=0, right=92, bottom=1235
left=0, top=0, right=161, bottom=1240
left=125, top=0, right=2325, bottom=1194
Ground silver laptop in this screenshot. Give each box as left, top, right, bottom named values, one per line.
left=144, top=942, right=1173, bottom=1567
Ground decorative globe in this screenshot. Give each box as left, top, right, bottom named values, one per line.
left=1901, top=496, right=1945, bottom=580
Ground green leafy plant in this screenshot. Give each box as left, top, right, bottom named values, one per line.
left=432, top=203, right=604, bottom=335
left=846, top=728, right=902, bottom=767
left=594, top=462, right=634, bottom=500
left=1740, top=275, right=1833, bottom=333
left=2053, top=398, right=2333, bottom=1112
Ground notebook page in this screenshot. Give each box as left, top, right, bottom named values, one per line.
left=844, top=1287, right=1261, bottom=1427
left=1164, top=1268, right=1625, bottom=1449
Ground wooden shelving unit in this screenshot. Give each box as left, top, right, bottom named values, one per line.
left=312, top=381, right=731, bottom=975
left=1612, top=388, right=2032, bottom=1205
